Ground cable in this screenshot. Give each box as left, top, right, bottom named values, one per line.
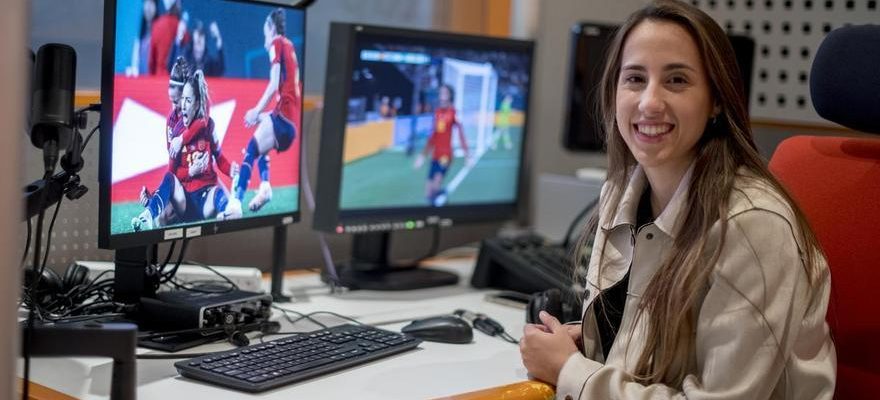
left=160, top=239, right=189, bottom=283
left=256, top=310, right=364, bottom=343
left=182, top=259, right=240, bottom=290
left=499, top=332, right=519, bottom=345
left=297, top=107, right=340, bottom=286
left=300, top=311, right=364, bottom=326
left=561, top=197, right=599, bottom=250
left=21, top=217, right=32, bottom=268
left=137, top=352, right=213, bottom=360
left=39, top=197, right=63, bottom=271
left=453, top=309, right=518, bottom=345
left=157, top=240, right=177, bottom=276
left=271, top=305, right=326, bottom=328
left=47, top=313, right=127, bottom=325
left=80, top=124, right=99, bottom=152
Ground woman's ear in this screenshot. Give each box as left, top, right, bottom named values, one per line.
left=712, top=104, right=722, bottom=118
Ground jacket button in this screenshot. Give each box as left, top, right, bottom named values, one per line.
left=646, top=233, right=654, bottom=240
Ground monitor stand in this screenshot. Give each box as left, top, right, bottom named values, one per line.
left=326, top=231, right=459, bottom=291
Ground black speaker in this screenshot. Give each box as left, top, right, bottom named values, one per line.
left=727, top=34, right=755, bottom=108
left=562, top=22, right=616, bottom=152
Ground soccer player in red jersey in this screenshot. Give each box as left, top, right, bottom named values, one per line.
left=148, top=0, right=182, bottom=75
left=233, top=8, right=302, bottom=212
left=414, top=84, right=473, bottom=206
left=172, top=70, right=241, bottom=222
left=133, top=57, right=191, bottom=231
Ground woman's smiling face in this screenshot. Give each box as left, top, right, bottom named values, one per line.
left=615, top=20, right=716, bottom=172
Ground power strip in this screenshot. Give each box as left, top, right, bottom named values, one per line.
left=74, top=261, right=266, bottom=293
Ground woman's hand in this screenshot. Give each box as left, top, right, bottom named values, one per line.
left=519, top=311, right=580, bottom=385
left=244, top=108, right=260, bottom=128
left=169, top=136, right=183, bottom=159
left=188, top=151, right=209, bottom=178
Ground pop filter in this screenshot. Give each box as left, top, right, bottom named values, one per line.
left=810, top=25, right=880, bottom=134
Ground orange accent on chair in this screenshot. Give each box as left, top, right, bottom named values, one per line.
left=769, top=135, right=880, bottom=399
left=433, top=380, right=555, bottom=400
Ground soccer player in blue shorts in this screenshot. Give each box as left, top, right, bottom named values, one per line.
left=232, top=8, right=302, bottom=212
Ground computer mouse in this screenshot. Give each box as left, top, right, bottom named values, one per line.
left=401, top=315, right=473, bottom=344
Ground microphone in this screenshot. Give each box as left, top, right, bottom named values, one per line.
left=453, top=309, right=506, bottom=337
left=31, top=43, right=76, bottom=175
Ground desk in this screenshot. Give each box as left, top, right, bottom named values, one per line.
left=21, top=258, right=543, bottom=399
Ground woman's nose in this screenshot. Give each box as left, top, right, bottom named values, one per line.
left=638, top=83, right=666, bottom=116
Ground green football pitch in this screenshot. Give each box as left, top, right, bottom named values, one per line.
left=341, top=128, right=523, bottom=209
left=110, top=185, right=299, bottom=235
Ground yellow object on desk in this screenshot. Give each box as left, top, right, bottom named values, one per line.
left=434, top=380, right=555, bottom=400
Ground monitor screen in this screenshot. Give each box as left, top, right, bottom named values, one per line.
left=100, top=0, right=304, bottom=249
left=314, top=23, right=534, bottom=234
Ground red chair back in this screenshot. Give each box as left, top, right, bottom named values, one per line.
left=769, top=135, right=880, bottom=399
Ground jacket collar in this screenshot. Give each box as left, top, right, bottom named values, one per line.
left=601, top=162, right=696, bottom=239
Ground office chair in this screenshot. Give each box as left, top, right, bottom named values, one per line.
left=768, top=25, right=880, bottom=400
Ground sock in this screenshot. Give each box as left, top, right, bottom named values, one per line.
left=257, top=155, right=270, bottom=182
left=214, top=187, right=229, bottom=215
left=236, top=138, right=259, bottom=200
left=147, top=172, right=175, bottom=218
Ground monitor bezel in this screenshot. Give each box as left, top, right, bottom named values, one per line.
left=99, top=0, right=306, bottom=249
left=313, top=22, right=535, bottom=233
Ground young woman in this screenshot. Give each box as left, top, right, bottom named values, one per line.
left=234, top=7, right=302, bottom=212
left=133, top=56, right=190, bottom=231
left=518, top=1, right=836, bottom=398
left=174, top=70, right=241, bottom=222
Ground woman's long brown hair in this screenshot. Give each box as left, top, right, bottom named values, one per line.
left=573, top=0, right=826, bottom=388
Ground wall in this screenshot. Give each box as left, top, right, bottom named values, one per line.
left=2, top=0, right=26, bottom=397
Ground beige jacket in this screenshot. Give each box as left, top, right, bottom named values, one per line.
left=556, top=165, right=836, bottom=400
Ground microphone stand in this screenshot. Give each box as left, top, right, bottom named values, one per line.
left=20, top=111, right=137, bottom=400
left=23, top=170, right=87, bottom=219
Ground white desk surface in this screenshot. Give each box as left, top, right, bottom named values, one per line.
left=23, top=258, right=533, bottom=399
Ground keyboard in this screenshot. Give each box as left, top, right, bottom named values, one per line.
left=472, top=233, right=574, bottom=294
left=174, top=324, right=421, bottom=392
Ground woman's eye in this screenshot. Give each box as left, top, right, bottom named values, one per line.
left=668, top=76, right=688, bottom=85
left=623, top=75, right=645, bottom=84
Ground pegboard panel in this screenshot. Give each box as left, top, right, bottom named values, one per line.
left=20, top=117, right=115, bottom=270
left=692, top=0, right=879, bottom=124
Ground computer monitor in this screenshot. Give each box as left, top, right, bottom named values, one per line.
left=314, top=23, right=534, bottom=290
left=562, top=22, right=756, bottom=152
left=99, top=0, right=305, bottom=303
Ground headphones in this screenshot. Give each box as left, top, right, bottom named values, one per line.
left=526, top=288, right=583, bottom=325
left=23, top=262, right=91, bottom=311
